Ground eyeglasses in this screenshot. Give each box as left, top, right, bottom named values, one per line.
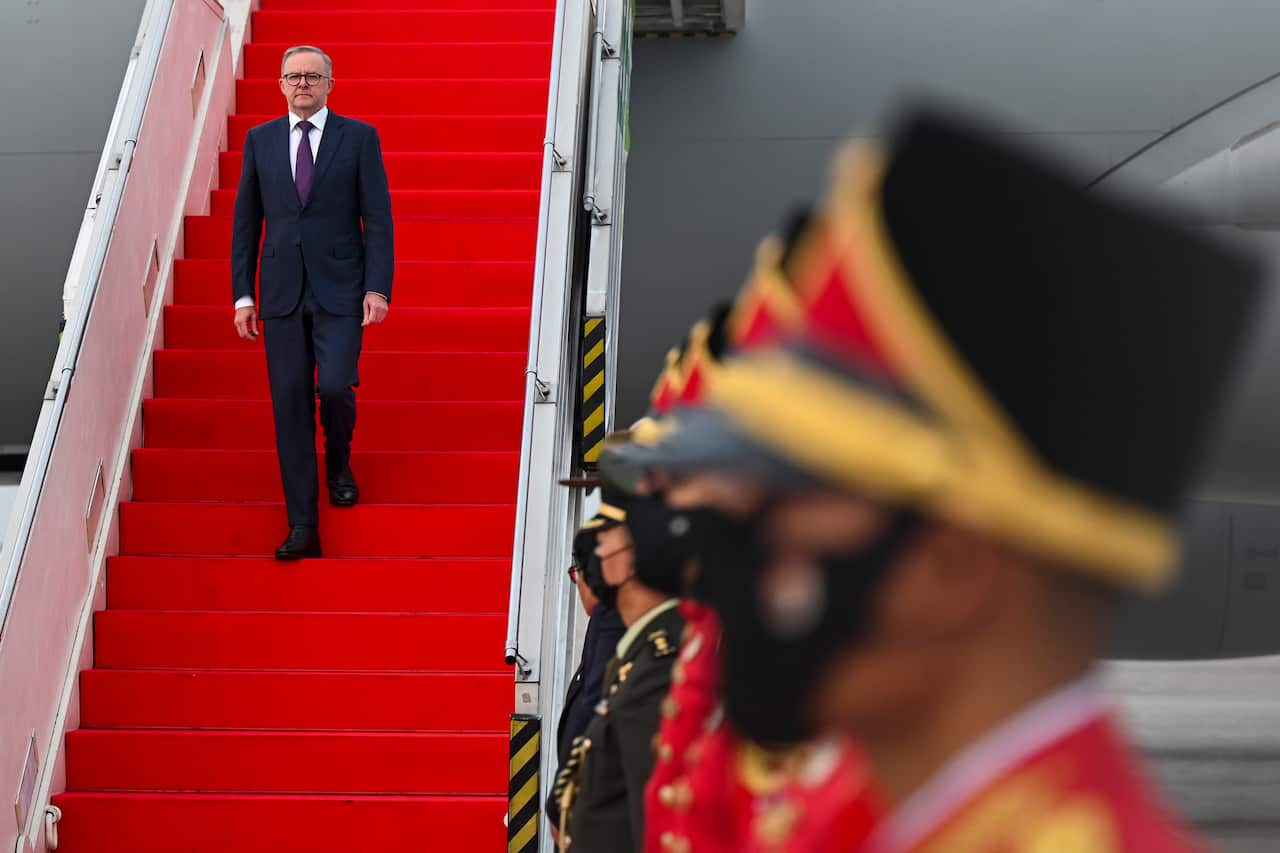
left=282, top=73, right=328, bottom=87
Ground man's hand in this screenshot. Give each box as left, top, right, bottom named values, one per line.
left=234, top=305, right=259, bottom=341
left=363, top=292, right=389, bottom=326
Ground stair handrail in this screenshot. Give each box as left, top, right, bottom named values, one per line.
left=0, top=0, right=175, bottom=639
left=581, top=0, right=609, bottom=219
left=505, top=0, right=583, bottom=672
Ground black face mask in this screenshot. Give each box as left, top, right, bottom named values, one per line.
left=624, top=494, right=698, bottom=597
left=574, top=528, right=618, bottom=611
left=582, top=550, right=617, bottom=610
left=697, top=506, right=920, bottom=747
left=683, top=507, right=742, bottom=606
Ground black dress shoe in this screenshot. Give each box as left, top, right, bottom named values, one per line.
left=275, top=525, right=322, bottom=561
left=327, top=466, right=360, bottom=507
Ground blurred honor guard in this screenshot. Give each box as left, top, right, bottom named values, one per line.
left=556, top=488, right=687, bottom=852
left=609, top=243, right=884, bottom=853
left=643, top=106, right=1265, bottom=852
left=546, top=516, right=627, bottom=839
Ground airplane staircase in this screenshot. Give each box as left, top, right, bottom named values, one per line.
left=48, top=1, right=555, bottom=848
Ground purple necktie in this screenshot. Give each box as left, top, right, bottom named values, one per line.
left=295, top=119, right=314, bottom=206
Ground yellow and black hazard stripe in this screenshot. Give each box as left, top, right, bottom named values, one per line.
left=581, top=317, right=607, bottom=468
left=508, top=715, right=541, bottom=853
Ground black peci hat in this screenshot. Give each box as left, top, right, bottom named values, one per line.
left=646, top=104, right=1266, bottom=590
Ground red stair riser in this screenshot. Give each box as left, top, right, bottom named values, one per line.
left=243, top=42, right=551, bottom=80
left=219, top=150, right=541, bottom=194
left=185, top=212, right=538, bottom=260
left=164, top=305, right=530, bottom=352
left=152, top=350, right=524, bottom=401
left=173, top=259, right=532, bottom=308
left=107, top=555, right=511, bottom=612
left=132, top=448, right=520, bottom=503
left=252, top=10, right=554, bottom=43
left=66, top=730, right=506, bottom=795
left=95, top=611, right=505, bottom=670
left=211, top=188, right=540, bottom=217
left=80, top=670, right=511, bottom=731
left=119, top=502, right=516, bottom=558
left=51, top=793, right=507, bottom=853
left=229, top=114, right=545, bottom=153
left=234, top=77, right=548, bottom=117
left=265, top=0, right=555, bottom=9
left=218, top=150, right=540, bottom=192
left=143, top=399, right=522, bottom=451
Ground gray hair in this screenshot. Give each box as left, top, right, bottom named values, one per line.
left=281, top=45, right=333, bottom=77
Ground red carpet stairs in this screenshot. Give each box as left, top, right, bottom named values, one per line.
left=52, top=1, right=552, bottom=848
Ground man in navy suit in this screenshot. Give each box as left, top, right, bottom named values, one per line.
left=231, top=45, right=393, bottom=560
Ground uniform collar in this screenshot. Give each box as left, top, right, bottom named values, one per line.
left=616, top=598, right=679, bottom=659
left=869, top=672, right=1110, bottom=853
left=289, top=106, right=329, bottom=132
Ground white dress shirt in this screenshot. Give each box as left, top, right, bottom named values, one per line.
left=236, top=108, right=355, bottom=310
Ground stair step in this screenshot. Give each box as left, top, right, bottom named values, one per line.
left=235, top=76, right=548, bottom=116
left=173, top=259, right=532, bottom=308
left=66, top=730, right=506, bottom=794
left=243, top=41, right=551, bottom=80
left=266, top=0, right=555, bottom=9
left=107, top=555, right=509, bottom=611
left=210, top=187, right=540, bottom=216
left=251, top=9, right=554, bottom=43
left=52, top=792, right=506, bottom=852
left=142, top=398, right=521, bottom=451
left=152, top=350, right=525, bottom=401
left=187, top=212, right=538, bottom=260
left=165, top=305, right=530, bottom=352
left=119, top=502, right=515, bottom=558
left=95, top=610, right=506, bottom=670
left=132, top=448, right=519, bottom=503
left=229, top=114, right=544, bottom=153
left=220, top=148, right=540, bottom=192
left=80, top=670, right=510, bottom=731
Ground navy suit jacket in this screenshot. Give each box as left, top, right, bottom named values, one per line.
left=546, top=604, right=626, bottom=827
left=231, top=112, right=394, bottom=319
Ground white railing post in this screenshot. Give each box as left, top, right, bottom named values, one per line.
left=503, top=0, right=595, bottom=785
left=504, top=2, right=635, bottom=848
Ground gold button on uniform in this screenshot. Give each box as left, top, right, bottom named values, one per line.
left=658, top=778, right=694, bottom=811
left=660, top=831, right=692, bottom=853
left=661, top=696, right=681, bottom=719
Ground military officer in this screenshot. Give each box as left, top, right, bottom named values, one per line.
left=640, top=105, right=1265, bottom=851
left=555, top=486, right=687, bottom=852
left=546, top=518, right=626, bottom=837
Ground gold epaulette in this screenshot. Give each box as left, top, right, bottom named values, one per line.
left=648, top=628, right=677, bottom=658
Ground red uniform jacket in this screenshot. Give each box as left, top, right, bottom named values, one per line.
left=866, top=679, right=1202, bottom=853
left=645, top=603, right=883, bottom=852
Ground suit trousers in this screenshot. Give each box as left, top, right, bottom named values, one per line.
left=264, top=274, right=363, bottom=527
